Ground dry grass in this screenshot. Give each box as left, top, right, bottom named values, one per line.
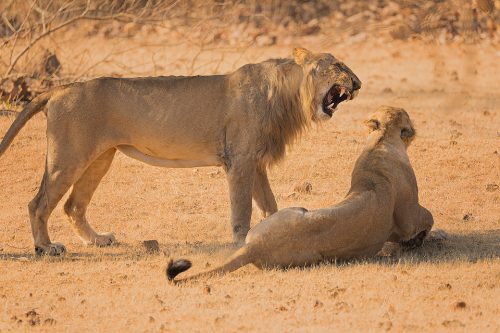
left=0, top=15, right=499, bottom=333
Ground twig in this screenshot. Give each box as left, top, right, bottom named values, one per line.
left=2, top=3, right=92, bottom=83
left=0, top=109, right=18, bottom=116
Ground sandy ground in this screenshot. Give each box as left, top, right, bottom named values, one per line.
left=0, top=34, right=499, bottom=332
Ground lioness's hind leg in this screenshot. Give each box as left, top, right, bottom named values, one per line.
left=64, top=148, right=116, bottom=246
left=29, top=161, right=88, bottom=256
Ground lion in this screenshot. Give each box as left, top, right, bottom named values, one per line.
left=166, top=106, right=435, bottom=283
left=0, top=47, right=361, bottom=255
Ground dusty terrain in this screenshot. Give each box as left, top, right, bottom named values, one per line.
left=1, top=14, right=499, bottom=333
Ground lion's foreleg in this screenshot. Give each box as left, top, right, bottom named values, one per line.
left=252, top=167, right=278, bottom=218
left=226, top=159, right=255, bottom=245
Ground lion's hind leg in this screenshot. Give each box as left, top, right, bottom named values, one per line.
left=63, top=148, right=116, bottom=247
left=29, top=169, right=67, bottom=256
left=29, top=158, right=90, bottom=256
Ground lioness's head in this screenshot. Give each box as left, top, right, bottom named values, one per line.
left=365, top=106, right=416, bottom=146
left=293, top=47, right=361, bottom=121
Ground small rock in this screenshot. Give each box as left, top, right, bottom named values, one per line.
left=438, top=283, right=452, bottom=290
left=382, top=87, right=393, bottom=94
left=462, top=213, right=474, bottom=222
left=149, top=316, right=155, bottom=323
left=294, top=182, right=312, bottom=194
left=486, top=183, right=498, bottom=192
left=25, top=310, right=38, bottom=318
left=143, top=240, right=160, bottom=254
left=204, top=285, right=211, bottom=294
left=454, top=301, right=467, bottom=309
left=314, top=300, right=323, bottom=308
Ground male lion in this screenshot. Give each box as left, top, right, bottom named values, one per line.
left=166, top=106, right=434, bottom=283
left=0, top=47, right=361, bottom=255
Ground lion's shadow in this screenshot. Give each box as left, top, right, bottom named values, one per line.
left=0, top=240, right=235, bottom=262
left=355, top=230, right=499, bottom=266
left=0, top=230, right=498, bottom=265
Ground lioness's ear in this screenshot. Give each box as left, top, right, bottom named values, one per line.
left=365, top=119, right=380, bottom=132
left=401, top=127, right=415, bottom=138
left=293, top=47, right=313, bottom=66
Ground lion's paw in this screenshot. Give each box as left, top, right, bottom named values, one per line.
left=92, top=232, right=116, bottom=247
left=35, top=242, right=67, bottom=256
left=428, top=229, right=449, bottom=241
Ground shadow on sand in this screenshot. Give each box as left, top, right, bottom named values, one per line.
left=1, top=230, right=498, bottom=266
left=351, top=230, right=500, bottom=266
left=0, top=239, right=235, bottom=262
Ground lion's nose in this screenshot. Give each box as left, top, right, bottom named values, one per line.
left=352, top=78, right=361, bottom=91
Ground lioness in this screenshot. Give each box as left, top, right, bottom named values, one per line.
left=0, top=47, right=361, bottom=255
left=166, top=106, right=434, bottom=283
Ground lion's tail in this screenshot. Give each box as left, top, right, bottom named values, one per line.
left=0, top=91, right=54, bottom=158
left=166, top=246, right=253, bottom=284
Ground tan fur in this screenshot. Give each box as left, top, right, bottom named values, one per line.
left=0, top=48, right=361, bottom=255
left=167, top=106, right=434, bottom=283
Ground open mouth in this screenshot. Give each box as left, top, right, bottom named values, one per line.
left=322, top=85, right=354, bottom=117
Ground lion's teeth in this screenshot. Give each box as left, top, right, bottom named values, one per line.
left=326, top=102, right=335, bottom=109
left=339, top=87, right=346, bottom=98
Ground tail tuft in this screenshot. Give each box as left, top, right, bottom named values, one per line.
left=166, top=259, right=192, bottom=281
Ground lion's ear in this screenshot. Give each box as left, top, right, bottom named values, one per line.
left=365, top=119, right=380, bottom=132
left=293, top=47, right=313, bottom=66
